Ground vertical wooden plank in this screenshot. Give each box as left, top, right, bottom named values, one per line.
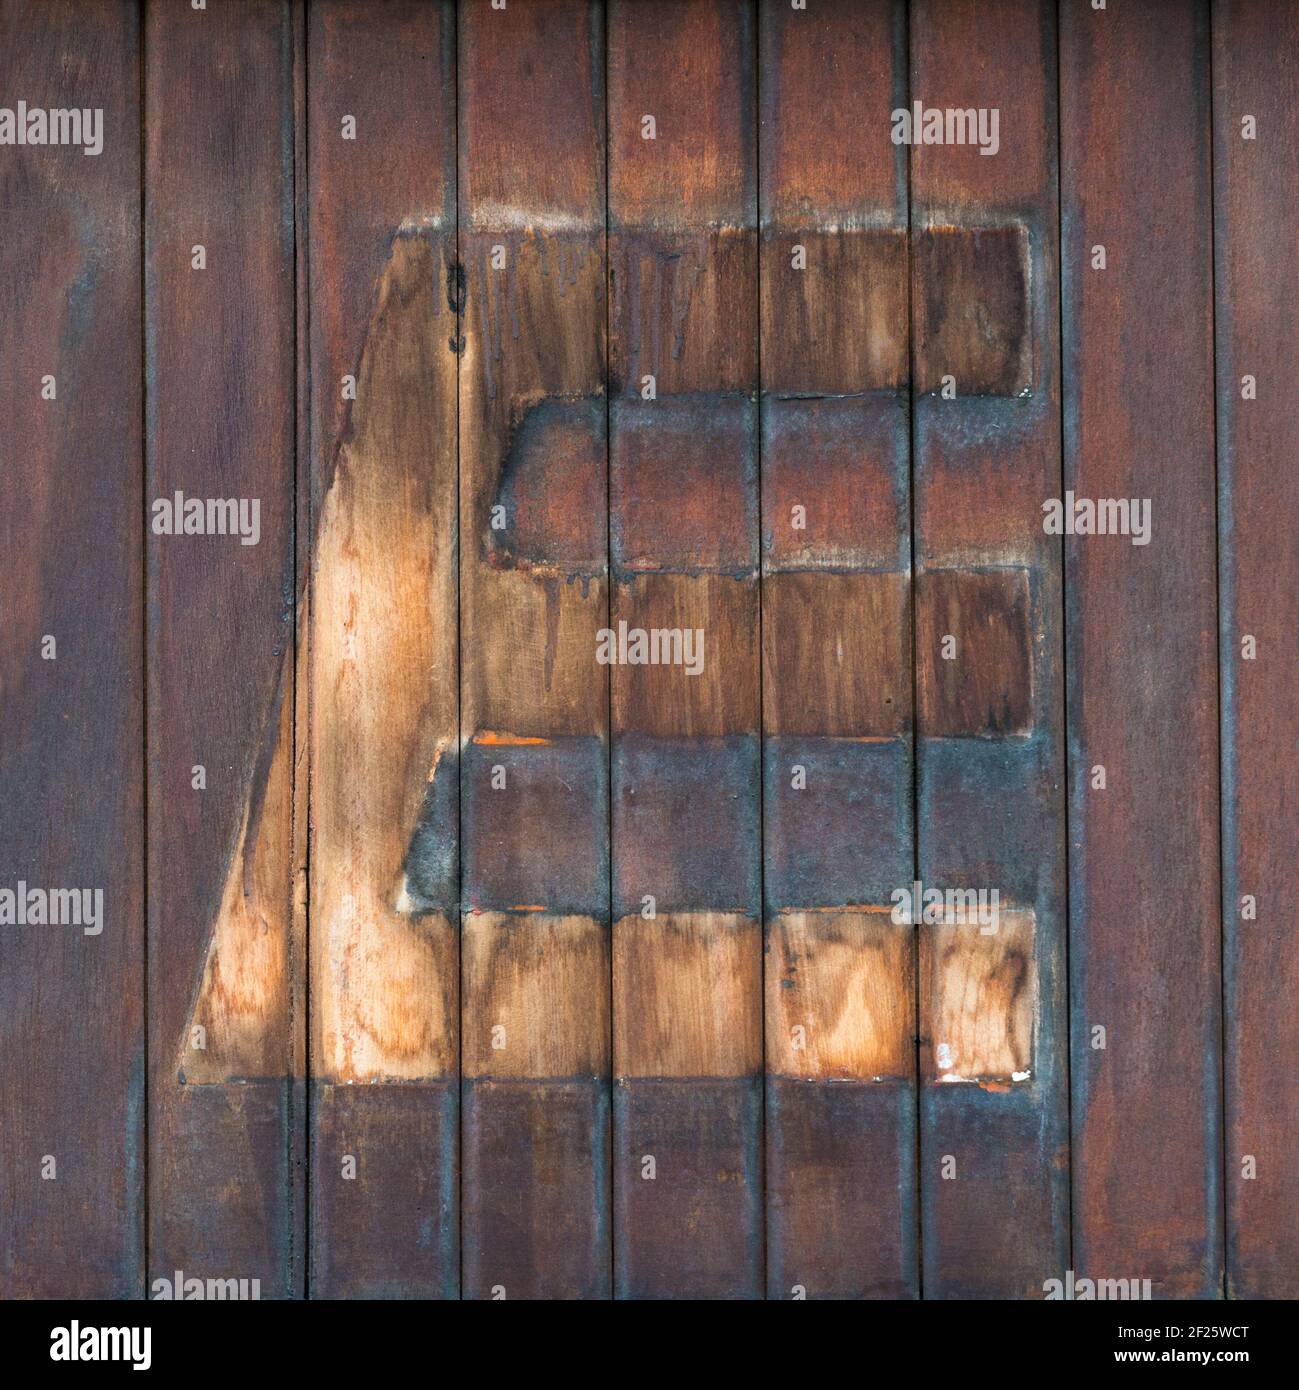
left=306, top=0, right=459, bottom=1298
left=910, top=0, right=1069, bottom=1295
left=608, top=0, right=762, bottom=1300
left=1061, top=0, right=1222, bottom=1296
left=289, top=0, right=308, bottom=1298
left=1214, top=0, right=1299, bottom=1301
left=759, top=0, right=916, bottom=1300
left=458, top=0, right=610, bottom=1300
left=0, top=0, right=143, bottom=1298
left=146, top=0, right=300, bottom=1295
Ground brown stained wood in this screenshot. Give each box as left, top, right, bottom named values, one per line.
left=1062, top=0, right=1221, bottom=1296
left=607, top=1, right=753, bottom=230
left=760, top=230, right=908, bottom=393
left=145, top=0, right=298, bottom=1295
left=767, top=1081, right=913, bottom=1299
left=766, top=912, right=913, bottom=1081
left=457, top=1, right=606, bottom=744
left=490, top=399, right=607, bottom=576
left=761, top=0, right=900, bottom=226
left=6, top=0, right=1287, bottom=1304
left=456, top=6, right=609, bottom=805
left=762, top=397, right=907, bottom=572
left=305, top=0, right=459, bottom=1299
left=613, top=1076, right=761, bottom=1300
left=1214, top=0, right=1299, bottom=1302
left=915, top=567, right=1034, bottom=738
left=458, top=0, right=609, bottom=1301
left=0, top=0, right=143, bottom=1299
left=311, top=1085, right=456, bottom=1299
left=759, top=0, right=916, bottom=1301
left=462, top=914, right=608, bottom=1079
left=610, top=231, right=756, bottom=393
left=610, top=395, right=756, bottom=573
left=609, top=0, right=761, bottom=1301
left=290, top=0, right=309, bottom=1272
left=763, top=571, right=908, bottom=737
left=310, top=230, right=459, bottom=1078
left=614, top=914, right=761, bottom=1078
left=462, top=1082, right=609, bottom=1299
left=911, top=0, right=1069, bottom=1298
left=611, top=574, right=756, bottom=738
left=914, top=224, right=1033, bottom=398
left=457, top=0, right=603, bottom=227
left=921, top=910, right=1035, bottom=1084
left=183, top=682, right=293, bottom=1082
left=461, top=244, right=607, bottom=739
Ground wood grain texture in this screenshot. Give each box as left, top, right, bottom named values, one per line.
left=458, top=0, right=610, bottom=1301
left=609, top=0, right=762, bottom=1300
left=759, top=0, right=916, bottom=1301
left=915, top=568, right=1033, bottom=738
left=4, top=0, right=1290, bottom=1302
left=305, top=0, right=459, bottom=1298
left=290, top=0, right=309, bottom=1302
left=1061, top=0, right=1222, bottom=1297
left=921, top=910, right=1036, bottom=1083
left=766, top=913, right=913, bottom=1082
left=1213, top=0, right=1299, bottom=1301
left=145, top=0, right=300, bottom=1296
left=0, top=0, right=143, bottom=1299
left=913, top=223, right=1032, bottom=397
left=911, top=0, right=1069, bottom=1298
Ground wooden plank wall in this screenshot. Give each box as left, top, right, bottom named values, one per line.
left=609, top=0, right=763, bottom=1300
left=459, top=0, right=610, bottom=1300
left=1060, top=0, right=1222, bottom=1297
left=1213, top=0, right=1299, bottom=1301
left=912, top=0, right=1069, bottom=1296
left=4, top=0, right=1299, bottom=1300
left=144, top=0, right=300, bottom=1296
left=305, top=0, right=459, bottom=1299
left=0, top=0, right=143, bottom=1299
left=759, top=0, right=915, bottom=1300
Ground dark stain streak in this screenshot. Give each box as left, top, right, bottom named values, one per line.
left=914, top=223, right=1033, bottom=397
left=446, top=258, right=466, bottom=314
left=398, top=747, right=459, bottom=915
left=332, top=225, right=443, bottom=465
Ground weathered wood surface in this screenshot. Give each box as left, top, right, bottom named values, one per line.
left=1213, top=0, right=1299, bottom=1302
left=760, top=0, right=916, bottom=1301
left=306, top=0, right=459, bottom=1299
left=608, top=0, right=762, bottom=1301
left=911, top=0, right=1070, bottom=1297
left=4, top=0, right=1298, bottom=1300
left=458, top=0, right=610, bottom=1300
left=0, top=0, right=143, bottom=1299
left=145, top=0, right=300, bottom=1296
left=1061, top=0, right=1222, bottom=1297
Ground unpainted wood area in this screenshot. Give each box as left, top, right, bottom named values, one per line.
left=0, top=0, right=1294, bottom=1300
